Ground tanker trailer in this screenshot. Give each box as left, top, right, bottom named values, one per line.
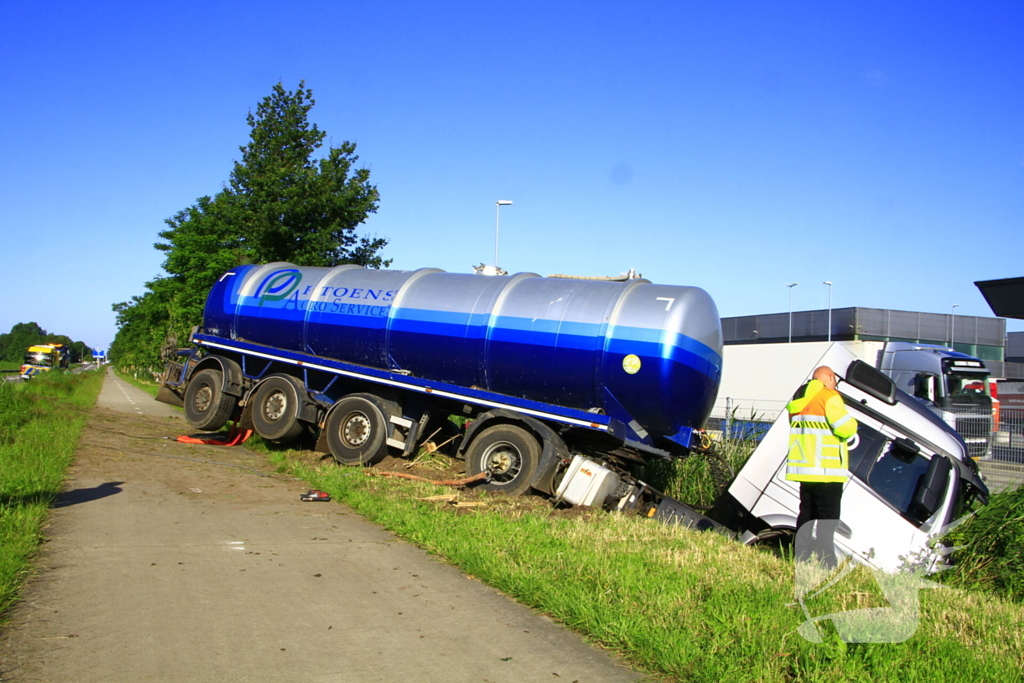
left=158, top=263, right=723, bottom=506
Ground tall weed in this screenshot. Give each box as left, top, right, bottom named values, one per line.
left=0, top=381, right=34, bottom=444
left=637, top=431, right=757, bottom=507
left=939, top=484, right=1024, bottom=602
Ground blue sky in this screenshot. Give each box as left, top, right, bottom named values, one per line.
left=3, top=1, right=1022, bottom=352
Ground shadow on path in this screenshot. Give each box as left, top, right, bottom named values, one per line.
left=53, top=481, right=124, bottom=508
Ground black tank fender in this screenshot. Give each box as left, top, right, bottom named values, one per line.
left=459, top=409, right=570, bottom=495
left=190, top=355, right=244, bottom=397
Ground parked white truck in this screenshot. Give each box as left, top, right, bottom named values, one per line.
left=710, top=343, right=990, bottom=572
left=711, top=340, right=994, bottom=459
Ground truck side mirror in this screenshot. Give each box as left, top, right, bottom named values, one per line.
left=907, top=455, right=952, bottom=524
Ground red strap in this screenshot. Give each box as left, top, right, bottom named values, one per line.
left=176, top=426, right=253, bottom=446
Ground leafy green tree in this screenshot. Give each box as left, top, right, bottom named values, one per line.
left=0, top=322, right=47, bottom=361
left=0, top=323, right=91, bottom=363
left=228, top=81, right=386, bottom=267
left=113, top=81, right=388, bottom=371
left=108, top=280, right=174, bottom=372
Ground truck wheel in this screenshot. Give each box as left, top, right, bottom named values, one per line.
left=251, top=376, right=306, bottom=443
left=749, top=528, right=794, bottom=560
left=184, top=369, right=235, bottom=431
left=465, top=424, right=541, bottom=496
left=325, top=395, right=392, bottom=466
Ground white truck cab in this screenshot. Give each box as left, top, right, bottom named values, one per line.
left=720, top=344, right=989, bottom=572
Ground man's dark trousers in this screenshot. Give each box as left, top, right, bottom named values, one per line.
left=796, top=481, right=843, bottom=569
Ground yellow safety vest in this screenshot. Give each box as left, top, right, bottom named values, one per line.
left=785, top=379, right=857, bottom=483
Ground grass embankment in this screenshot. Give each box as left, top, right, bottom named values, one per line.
left=0, top=370, right=104, bottom=618
left=254, top=442, right=1023, bottom=683
left=0, top=361, right=22, bottom=374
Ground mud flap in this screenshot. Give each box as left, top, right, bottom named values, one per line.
left=155, top=385, right=185, bottom=408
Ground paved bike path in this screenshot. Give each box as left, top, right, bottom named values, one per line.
left=0, top=369, right=643, bottom=682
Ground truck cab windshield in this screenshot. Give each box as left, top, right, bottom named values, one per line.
left=946, top=372, right=991, bottom=398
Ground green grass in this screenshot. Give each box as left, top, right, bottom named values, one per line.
left=0, top=370, right=104, bottom=618
left=0, top=361, right=23, bottom=373
left=254, top=443, right=1024, bottom=682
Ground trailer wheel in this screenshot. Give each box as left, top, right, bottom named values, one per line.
left=325, top=395, right=392, bottom=466
left=465, top=424, right=541, bottom=496
left=184, top=369, right=235, bottom=431
left=251, top=376, right=306, bottom=443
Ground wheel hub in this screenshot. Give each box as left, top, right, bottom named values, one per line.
left=263, top=391, right=288, bottom=421
left=342, top=412, right=371, bottom=447
left=482, top=441, right=521, bottom=482
left=194, top=386, right=212, bottom=412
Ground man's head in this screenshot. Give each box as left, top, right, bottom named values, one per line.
left=813, top=366, right=838, bottom=390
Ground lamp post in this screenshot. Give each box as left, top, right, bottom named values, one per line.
left=494, top=200, right=513, bottom=269
left=823, top=281, right=833, bottom=342
left=951, top=304, right=959, bottom=348
left=785, top=282, right=799, bottom=343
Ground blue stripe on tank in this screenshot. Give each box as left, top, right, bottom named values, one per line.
left=224, top=298, right=722, bottom=379
left=391, top=308, right=722, bottom=369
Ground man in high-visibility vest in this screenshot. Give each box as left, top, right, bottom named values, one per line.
left=785, top=365, right=858, bottom=568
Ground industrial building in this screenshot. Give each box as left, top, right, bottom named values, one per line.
left=721, top=306, right=1024, bottom=379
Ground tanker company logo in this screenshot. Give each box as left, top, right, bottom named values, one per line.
left=251, top=267, right=396, bottom=316
left=622, top=354, right=642, bottom=375
left=254, top=269, right=302, bottom=306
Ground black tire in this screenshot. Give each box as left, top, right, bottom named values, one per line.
left=464, top=424, right=541, bottom=496
left=325, top=394, right=392, bottom=466
left=184, top=369, right=235, bottom=431
left=251, top=375, right=306, bottom=443
left=749, top=528, right=795, bottom=560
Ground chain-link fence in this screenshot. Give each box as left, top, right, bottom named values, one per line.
left=977, top=406, right=1024, bottom=493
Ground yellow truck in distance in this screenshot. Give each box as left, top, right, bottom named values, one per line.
left=20, top=343, right=70, bottom=379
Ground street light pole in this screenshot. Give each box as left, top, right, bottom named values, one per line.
left=823, top=281, right=833, bottom=343
left=785, top=282, right=799, bottom=343
left=951, top=304, right=959, bottom=348
left=495, top=200, right=513, bottom=268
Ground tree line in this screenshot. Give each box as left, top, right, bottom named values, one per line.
left=110, top=81, right=389, bottom=373
left=0, top=322, right=92, bottom=363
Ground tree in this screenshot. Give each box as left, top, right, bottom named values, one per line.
left=108, top=280, right=174, bottom=372
left=113, top=81, right=388, bottom=371
left=0, top=322, right=92, bottom=363
left=228, top=81, right=386, bottom=267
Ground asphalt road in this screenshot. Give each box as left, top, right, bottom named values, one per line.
left=0, top=369, right=644, bottom=682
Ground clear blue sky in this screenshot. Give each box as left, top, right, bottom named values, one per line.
left=3, top=1, right=1022, bottom=352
